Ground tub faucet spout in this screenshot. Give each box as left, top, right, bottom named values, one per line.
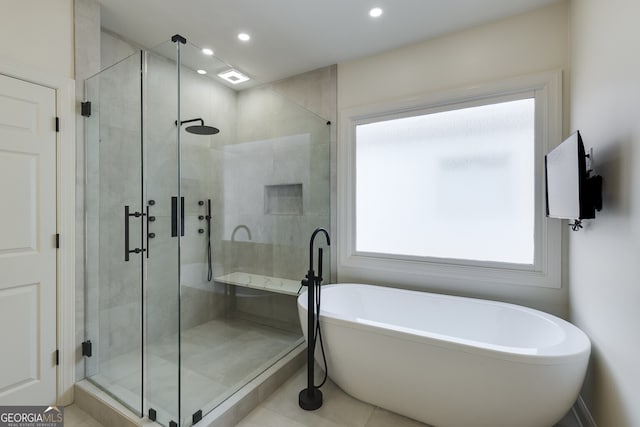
left=308, top=227, right=330, bottom=286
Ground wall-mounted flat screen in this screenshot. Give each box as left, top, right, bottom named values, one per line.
left=545, top=130, right=602, bottom=220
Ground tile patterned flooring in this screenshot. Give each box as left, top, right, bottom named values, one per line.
left=73, top=315, right=581, bottom=427
left=236, top=367, right=580, bottom=427
left=67, top=365, right=580, bottom=427
left=238, top=367, right=429, bottom=427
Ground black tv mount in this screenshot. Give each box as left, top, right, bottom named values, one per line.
left=571, top=154, right=603, bottom=232
left=570, top=219, right=584, bottom=231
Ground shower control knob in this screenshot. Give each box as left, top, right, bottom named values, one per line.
left=149, top=216, right=156, bottom=222
left=148, top=233, right=156, bottom=239
left=198, top=215, right=204, bottom=220
left=148, top=200, right=155, bottom=206
left=198, top=200, right=205, bottom=206
left=198, top=228, right=204, bottom=234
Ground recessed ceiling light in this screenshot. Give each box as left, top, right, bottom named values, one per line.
left=217, top=69, right=250, bottom=85
left=197, top=69, right=207, bottom=75
left=202, top=48, right=214, bottom=56
left=238, top=32, right=251, bottom=42
left=369, top=7, right=383, bottom=18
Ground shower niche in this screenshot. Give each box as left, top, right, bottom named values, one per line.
left=265, top=183, right=303, bottom=215
left=84, top=35, right=330, bottom=426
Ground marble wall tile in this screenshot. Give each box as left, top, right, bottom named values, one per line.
left=180, top=286, right=227, bottom=330
left=216, top=75, right=333, bottom=285
left=269, top=65, right=337, bottom=124
left=100, top=31, right=138, bottom=72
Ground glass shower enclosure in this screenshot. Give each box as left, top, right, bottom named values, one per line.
left=84, top=36, right=331, bottom=426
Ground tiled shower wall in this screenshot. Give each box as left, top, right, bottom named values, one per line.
left=216, top=85, right=332, bottom=282
left=144, top=49, right=238, bottom=341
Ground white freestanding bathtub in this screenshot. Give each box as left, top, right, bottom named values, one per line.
left=298, top=284, right=590, bottom=427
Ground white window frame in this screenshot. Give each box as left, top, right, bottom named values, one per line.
left=338, top=71, right=562, bottom=289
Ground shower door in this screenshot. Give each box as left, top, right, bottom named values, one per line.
left=85, top=51, right=146, bottom=415
left=85, top=46, right=182, bottom=425
left=143, top=44, right=181, bottom=426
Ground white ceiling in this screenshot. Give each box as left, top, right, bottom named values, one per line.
left=99, top=0, right=559, bottom=84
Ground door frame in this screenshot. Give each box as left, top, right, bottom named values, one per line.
left=0, top=59, right=75, bottom=405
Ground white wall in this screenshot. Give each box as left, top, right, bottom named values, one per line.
left=0, top=0, right=74, bottom=79
left=338, top=2, right=568, bottom=111
left=0, top=0, right=75, bottom=402
left=569, top=0, right=640, bottom=425
left=337, top=1, right=570, bottom=316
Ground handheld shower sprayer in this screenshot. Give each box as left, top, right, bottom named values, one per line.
left=198, top=198, right=213, bottom=281
left=206, top=199, right=212, bottom=281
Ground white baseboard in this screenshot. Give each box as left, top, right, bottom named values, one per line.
left=573, top=395, right=597, bottom=427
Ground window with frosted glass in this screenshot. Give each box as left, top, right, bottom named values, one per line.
left=355, top=98, right=535, bottom=264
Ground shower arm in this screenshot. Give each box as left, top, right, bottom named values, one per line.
left=175, top=118, right=204, bottom=127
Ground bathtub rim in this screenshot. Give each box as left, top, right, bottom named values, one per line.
left=298, top=283, right=591, bottom=366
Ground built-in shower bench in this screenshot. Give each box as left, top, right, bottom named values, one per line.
left=214, top=272, right=300, bottom=296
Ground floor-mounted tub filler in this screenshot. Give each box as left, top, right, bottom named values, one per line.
left=298, top=284, right=590, bottom=427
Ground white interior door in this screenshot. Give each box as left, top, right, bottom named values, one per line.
left=0, top=73, right=57, bottom=404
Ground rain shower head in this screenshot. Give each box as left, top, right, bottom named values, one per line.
left=176, top=118, right=220, bottom=135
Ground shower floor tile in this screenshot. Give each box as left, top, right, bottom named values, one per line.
left=87, top=316, right=301, bottom=424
